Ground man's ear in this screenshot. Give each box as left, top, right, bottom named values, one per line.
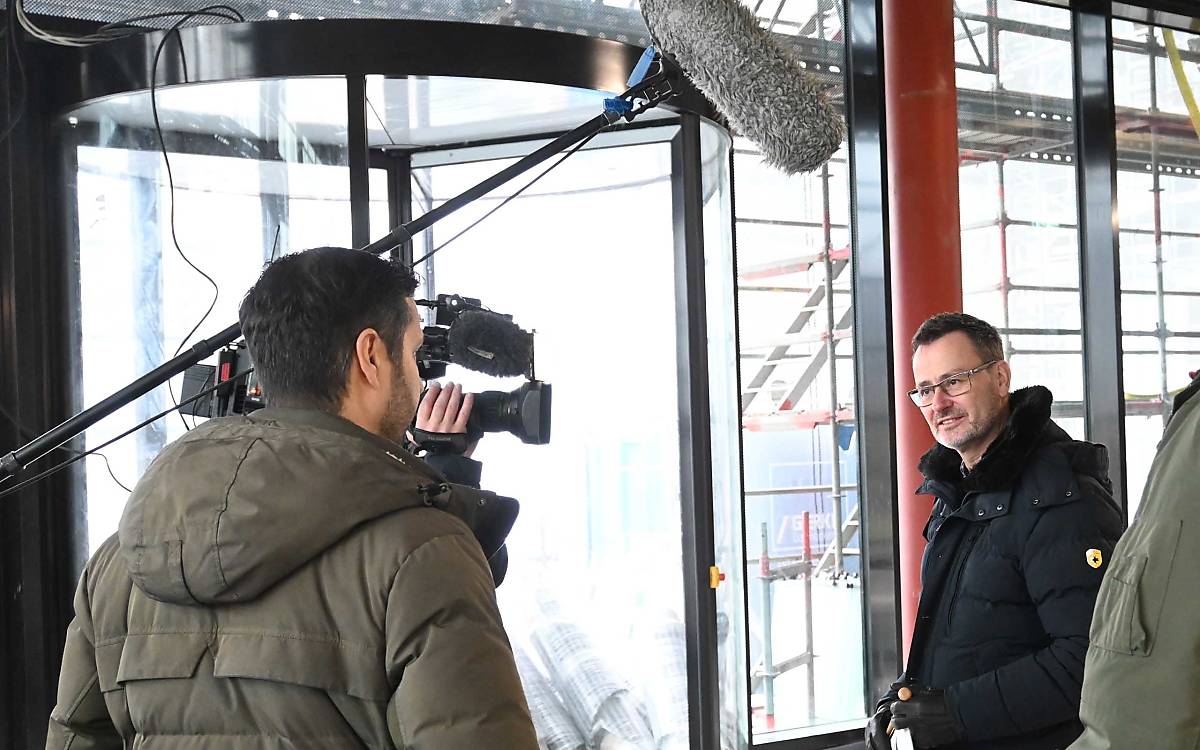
left=353, top=328, right=386, bottom=390
left=995, top=359, right=1012, bottom=394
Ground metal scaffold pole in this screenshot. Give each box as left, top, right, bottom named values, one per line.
left=759, top=522, right=775, bottom=721
left=820, top=161, right=845, bottom=578
left=1148, top=28, right=1172, bottom=425
left=803, top=511, right=816, bottom=721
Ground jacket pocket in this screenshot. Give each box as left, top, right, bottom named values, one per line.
left=1088, top=519, right=1182, bottom=657
left=113, top=633, right=210, bottom=687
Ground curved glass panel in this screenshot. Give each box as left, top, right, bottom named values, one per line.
left=365, top=75, right=671, bottom=148
left=60, top=63, right=725, bottom=747
left=61, top=73, right=648, bottom=549
left=414, top=126, right=692, bottom=749
left=64, top=76, right=357, bottom=547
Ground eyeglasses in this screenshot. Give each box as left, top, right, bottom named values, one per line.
left=908, top=361, right=997, bottom=407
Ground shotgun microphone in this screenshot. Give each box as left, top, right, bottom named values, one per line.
left=447, top=310, right=534, bottom=378
left=639, top=0, right=845, bottom=175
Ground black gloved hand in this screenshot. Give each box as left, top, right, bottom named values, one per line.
left=890, top=685, right=965, bottom=749
left=864, top=703, right=892, bottom=750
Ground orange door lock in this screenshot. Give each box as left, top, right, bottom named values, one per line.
left=709, top=566, right=726, bottom=589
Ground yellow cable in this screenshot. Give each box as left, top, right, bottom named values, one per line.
left=1162, top=28, right=1200, bottom=141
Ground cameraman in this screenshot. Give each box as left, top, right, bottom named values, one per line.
left=46, top=247, right=538, bottom=749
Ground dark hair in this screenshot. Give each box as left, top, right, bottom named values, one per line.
left=911, top=312, right=1004, bottom=362
left=238, top=247, right=420, bottom=410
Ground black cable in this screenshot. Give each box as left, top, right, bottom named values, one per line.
left=412, top=130, right=601, bottom=266
left=1, top=5, right=246, bottom=145
left=0, top=1, right=28, bottom=147
left=366, top=95, right=398, bottom=147
left=0, top=402, right=131, bottom=493
left=0, top=367, right=252, bottom=501
left=96, top=6, right=244, bottom=34
left=18, top=2, right=244, bottom=46
left=149, top=10, right=233, bottom=431
left=0, top=6, right=245, bottom=486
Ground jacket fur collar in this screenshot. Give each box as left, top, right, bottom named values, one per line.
left=917, top=385, right=1068, bottom=494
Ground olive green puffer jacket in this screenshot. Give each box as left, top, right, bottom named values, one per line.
left=45, top=408, right=538, bottom=749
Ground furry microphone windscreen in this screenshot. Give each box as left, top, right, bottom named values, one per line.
left=447, top=310, right=534, bottom=378
left=640, top=0, right=845, bottom=175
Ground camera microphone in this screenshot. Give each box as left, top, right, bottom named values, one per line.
left=447, top=310, right=534, bottom=378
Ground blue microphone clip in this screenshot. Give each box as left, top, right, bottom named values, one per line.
left=627, top=46, right=658, bottom=88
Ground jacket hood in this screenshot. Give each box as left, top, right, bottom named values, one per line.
left=118, top=408, right=516, bottom=606
left=918, top=385, right=1110, bottom=494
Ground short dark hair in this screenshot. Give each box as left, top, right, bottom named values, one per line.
left=238, top=247, right=420, bottom=411
left=911, top=312, right=1004, bottom=362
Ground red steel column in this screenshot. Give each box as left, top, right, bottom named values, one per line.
left=882, top=0, right=963, bottom=660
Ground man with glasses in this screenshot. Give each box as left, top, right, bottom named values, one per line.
left=866, top=312, right=1123, bottom=750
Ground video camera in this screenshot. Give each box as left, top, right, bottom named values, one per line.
left=179, top=293, right=551, bottom=448
left=413, top=294, right=551, bottom=449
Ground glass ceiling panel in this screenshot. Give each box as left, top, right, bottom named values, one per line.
left=65, top=75, right=668, bottom=149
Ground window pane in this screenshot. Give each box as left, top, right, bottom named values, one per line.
left=957, top=1, right=1084, bottom=438
left=733, top=17, right=863, bottom=737
left=67, top=77, right=351, bottom=549
left=1114, top=24, right=1200, bottom=518
left=416, top=134, right=692, bottom=749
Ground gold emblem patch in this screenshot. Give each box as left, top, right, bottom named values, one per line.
left=1087, top=549, right=1103, bottom=569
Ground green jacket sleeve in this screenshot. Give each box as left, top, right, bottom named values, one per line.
left=384, top=531, right=538, bottom=749
left=45, top=565, right=123, bottom=750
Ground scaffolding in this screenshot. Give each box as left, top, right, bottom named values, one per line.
left=737, top=2, right=1200, bottom=731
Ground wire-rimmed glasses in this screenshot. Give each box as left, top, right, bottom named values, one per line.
left=908, top=360, right=998, bottom=407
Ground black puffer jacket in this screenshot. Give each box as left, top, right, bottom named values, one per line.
left=887, top=387, right=1125, bottom=749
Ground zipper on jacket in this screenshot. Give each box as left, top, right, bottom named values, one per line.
left=945, top=529, right=982, bottom=631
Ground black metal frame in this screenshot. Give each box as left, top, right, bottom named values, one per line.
left=1112, top=1, right=1200, bottom=30
left=1072, top=0, right=1129, bottom=514
left=51, top=19, right=711, bottom=116
left=844, top=0, right=903, bottom=717
left=0, top=35, right=86, bottom=749
left=392, top=152, right=414, bottom=265
left=347, top=74, right=371, bottom=248
left=367, top=149, right=404, bottom=259
left=672, top=113, right=723, bottom=750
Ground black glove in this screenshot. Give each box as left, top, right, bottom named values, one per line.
left=890, top=685, right=965, bottom=749
left=864, top=704, right=892, bottom=750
